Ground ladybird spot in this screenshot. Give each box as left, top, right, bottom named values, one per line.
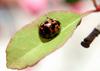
left=51, top=24, right=56, bottom=30
left=44, top=21, right=48, bottom=24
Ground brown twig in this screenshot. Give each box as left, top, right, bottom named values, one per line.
left=92, top=0, right=100, bottom=11
left=92, top=0, right=98, bottom=9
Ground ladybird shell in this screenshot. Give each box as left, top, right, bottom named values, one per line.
left=39, top=18, right=61, bottom=39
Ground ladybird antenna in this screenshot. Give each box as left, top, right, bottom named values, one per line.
left=46, top=17, right=49, bottom=19
left=46, top=16, right=51, bottom=21
left=44, top=14, right=50, bottom=19
left=81, top=24, right=100, bottom=48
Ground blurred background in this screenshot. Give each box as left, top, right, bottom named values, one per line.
left=0, top=0, right=97, bottom=39
left=0, top=0, right=100, bottom=71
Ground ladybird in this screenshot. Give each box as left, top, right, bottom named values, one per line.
left=39, top=17, right=61, bottom=39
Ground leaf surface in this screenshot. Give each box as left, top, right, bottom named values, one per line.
left=6, top=11, right=81, bottom=69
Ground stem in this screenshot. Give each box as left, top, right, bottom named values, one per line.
left=92, top=0, right=100, bottom=11
left=92, top=0, right=97, bottom=9
left=81, top=0, right=100, bottom=48
left=81, top=28, right=100, bottom=48
left=82, top=0, right=100, bottom=17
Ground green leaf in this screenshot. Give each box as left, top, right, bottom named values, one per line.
left=6, top=11, right=81, bottom=69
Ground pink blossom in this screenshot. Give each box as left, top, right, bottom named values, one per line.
left=18, top=0, right=48, bottom=15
